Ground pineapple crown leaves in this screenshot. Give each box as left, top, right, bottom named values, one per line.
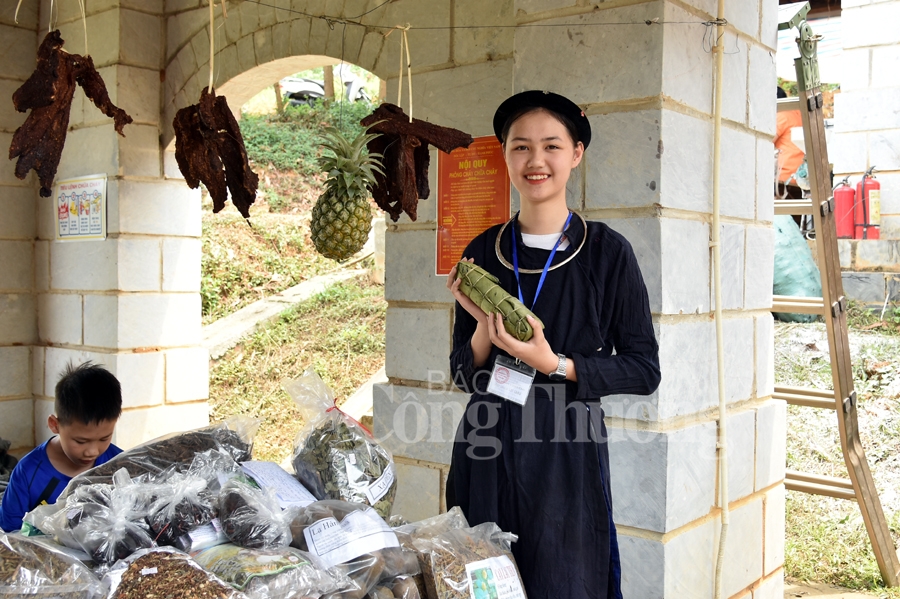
left=317, top=125, right=384, bottom=200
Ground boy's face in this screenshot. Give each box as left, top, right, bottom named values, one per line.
left=48, top=416, right=116, bottom=468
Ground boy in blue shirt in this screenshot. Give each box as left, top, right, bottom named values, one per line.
left=0, top=362, right=123, bottom=531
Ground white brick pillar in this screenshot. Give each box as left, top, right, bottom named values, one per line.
left=374, top=0, right=784, bottom=596
left=832, top=0, right=900, bottom=239
left=0, top=4, right=38, bottom=456
left=26, top=1, right=209, bottom=450
left=371, top=0, right=515, bottom=521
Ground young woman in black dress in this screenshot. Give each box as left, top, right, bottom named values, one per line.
left=446, top=90, right=661, bottom=599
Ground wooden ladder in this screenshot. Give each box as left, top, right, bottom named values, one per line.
left=775, top=3, right=900, bottom=586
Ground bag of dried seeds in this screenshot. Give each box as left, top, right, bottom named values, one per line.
left=285, top=370, right=397, bottom=519
left=103, top=547, right=247, bottom=599
left=59, top=418, right=258, bottom=501
left=0, top=533, right=104, bottom=599
left=411, top=523, right=526, bottom=599
left=219, top=477, right=293, bottom=549
left=193, top=543, right=352, bottom=599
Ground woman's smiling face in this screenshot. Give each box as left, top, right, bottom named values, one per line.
left=503, top=108, right=584, bottom=207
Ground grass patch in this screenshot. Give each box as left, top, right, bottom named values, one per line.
left=778, top=319, right=900, bottom=594
left=200, top=204, right=337, bottom=324
left=786, top=493, right=900, bottom=597
left=239, top=99, right=374, bottom=175
left=846, top=300, right=900, bottom=336
left=208, top=275, right=386, bottom=465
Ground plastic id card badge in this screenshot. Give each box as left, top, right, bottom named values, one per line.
left=487, top=355, right=535, bottom=405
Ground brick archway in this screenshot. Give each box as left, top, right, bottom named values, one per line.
left=162, top=2, right=396, bottom=149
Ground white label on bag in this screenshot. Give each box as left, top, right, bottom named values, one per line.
left=466, top=556, right=525, bottom=599
left=303, top=506, right=399, bottom=568
left=182, top=518, right=229, bottom=552
left=364, top=462, right=395, bottom=505
left=140, top=567, right=158, bottom=576
left=241, top=460, right=317, bottom=508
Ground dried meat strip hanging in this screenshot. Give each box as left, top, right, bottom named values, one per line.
left=360, top=103, right=473, bottom=222
left=9, top=30, right=133, bottom=197
left=173, top=87, right=259, bottom=219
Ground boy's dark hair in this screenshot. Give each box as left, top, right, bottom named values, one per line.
left=54, top=362, right=123, bottom=425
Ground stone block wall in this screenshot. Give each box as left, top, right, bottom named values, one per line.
left=0, top=1, right=210, bottom=454
left=363, top=1, right=783, bottom=597
left=832, top=0, right=900, bottom=239
left=0, top=2, right=38, bottom=456
left=836, top=238, right=900, bottom=305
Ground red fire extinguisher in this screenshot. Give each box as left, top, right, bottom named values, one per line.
left=855, top=166, right=881, bottom=240
left=833, top=176, right=855, bottom=238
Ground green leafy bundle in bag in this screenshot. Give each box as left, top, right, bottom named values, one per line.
left=455, top=261, right=544, bottom=342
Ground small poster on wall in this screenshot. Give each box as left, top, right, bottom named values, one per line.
left=436, top=136, right=510, bottom=276
left=54, top=174, right=107, bottom=241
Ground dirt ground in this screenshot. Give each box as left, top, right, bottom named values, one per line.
left=785, top=581, right=881, bottom=597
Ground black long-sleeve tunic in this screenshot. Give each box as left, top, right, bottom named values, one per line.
left=447, top=213, right=661, bottom=599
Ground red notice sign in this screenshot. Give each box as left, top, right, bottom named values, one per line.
left=436, top=136, right=510, bottom=275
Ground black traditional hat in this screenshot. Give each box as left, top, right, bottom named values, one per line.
left=492, top=90, right=591, bottom=149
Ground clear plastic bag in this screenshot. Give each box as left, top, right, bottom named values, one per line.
left=103, top=547, right=248, bottom=599
left=411, top=523, right=526, bottom=599
left=193, top=543, right=351, bottom=599
left=148, top=447, right=243, bottom=547
left=33, top=470, right=158, bottom=564
left=393, top=507, right=469, bottom=551
left=289, top=501, right=412, bottom=599
left=285, top=370, right=396, bottom=519
left=0, top=533, right=104, bottom=599
left=381, top=575, right=427, bottom=599
left=185, top=448, right=244, bottom=490
left=147, top=473, right=216, bottom=546
left=59, top=418, right=258, bottom=500
left=219, top=477, right=293, bottom=549
left=173, top=518, right=230, bottom=553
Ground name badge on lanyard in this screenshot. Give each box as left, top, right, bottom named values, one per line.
left=487, top=211, right=573, bottom=405
left=487, top=355, right=536, bottom=405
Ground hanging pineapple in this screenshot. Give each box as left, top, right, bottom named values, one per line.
left=310, top=126, right=384, bottom=261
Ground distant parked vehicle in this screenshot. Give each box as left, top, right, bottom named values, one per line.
left=280, top=75, right=371, bottom=107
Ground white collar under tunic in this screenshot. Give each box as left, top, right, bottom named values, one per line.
left=494, top=211, right=587, bottom=274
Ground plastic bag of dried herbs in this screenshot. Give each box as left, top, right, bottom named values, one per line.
left=0, top=533, right=104, bottom=599
left=32, top=470, right=158, bottom=565
left=193, top=543, right=352, bottom=599
left=289, top=501, right=416, bottom=599
left=146, top=448, right=242, bottom=547
left=147, top=472, right=217, bottom=546
left=219, top=477, right=294, bottom=549
left=59, top=417, right=258, bottom=500
left=393, top=507, right=469, bottom=551
left=173, top=518, right=230, bottom=553
left=103, top=547, right=247, bottom=599
left=285, top=370, right=397, bottom=518
left=411, top=523, right=526, bottom=599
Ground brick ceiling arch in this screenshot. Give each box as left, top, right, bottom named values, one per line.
left=162, top=0, right=397, bottom=148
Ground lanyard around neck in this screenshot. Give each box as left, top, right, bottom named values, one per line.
left=511, top=211, right=573, bottom=311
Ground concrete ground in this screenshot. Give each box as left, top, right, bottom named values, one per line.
left=785, top=581, right=881, bottom=597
